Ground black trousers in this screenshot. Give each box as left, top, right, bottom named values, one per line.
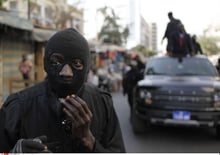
left=22, top=73, right=29, bottom=86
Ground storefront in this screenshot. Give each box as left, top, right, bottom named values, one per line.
left=0, top=10, right=34, bottom=98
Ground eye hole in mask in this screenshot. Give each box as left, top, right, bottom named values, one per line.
left=49, top=54, right=64, bottom=69
left=49, top=53, right=84, bottom=71
left=72, top=59, right=83, bottom=70
left=49, top=53, right=63, bottom=63
left=50, top=59, right=62, bottom=66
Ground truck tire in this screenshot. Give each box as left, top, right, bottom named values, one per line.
left=131, top=110, right=148, bottom=134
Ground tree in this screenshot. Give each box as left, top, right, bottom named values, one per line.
left=55, top=10, right=72, bottom=29
left=122, top=26, right=129, bottom=45
left=199, top=36, right=220, bottom=55
left=131, top=45, right=157, bottom=57
left=0, top=0, right=7, bottom=10
left=97, top=6, right=129, bottom=46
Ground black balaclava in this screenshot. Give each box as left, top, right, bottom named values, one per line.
left=44, top=28, right=90, bottom=98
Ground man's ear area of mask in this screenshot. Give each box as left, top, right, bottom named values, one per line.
left=84, top=60, right=92, bottom=82
left=43, top=50, right=54, bottom=73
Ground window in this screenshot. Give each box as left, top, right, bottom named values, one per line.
left=146, top=57, right=218, bottom=76
left=9, top=1, right=18, bottom=12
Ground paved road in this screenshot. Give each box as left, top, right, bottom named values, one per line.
left=111, top=92, right=220, bottom=153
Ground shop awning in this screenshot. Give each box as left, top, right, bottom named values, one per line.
left=32, top=28, right=57, bottom=42
left=96, top=43, right=126, bottom=52
left=0, top=10, right=33, bottom=31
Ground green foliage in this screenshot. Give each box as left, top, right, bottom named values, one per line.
left=199, top=36, right=220, bottom=56
left=97, top=6, right=129, bottom=46
left=122, top=26, right=129, bottom=44
left=131, top=45, right=157, bottom=57
left=0, top=0, right=7, bottom=9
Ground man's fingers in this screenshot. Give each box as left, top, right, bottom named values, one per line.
left=22, top=139, right=46, bottom=150
left=72, top=95, right=92, bottom=118
left=66, top=96, right=92, bottom=124
left=60, top=95, right=92, bottom=128
left=63, top=96, right=92, bottom=120
left=35, top=135, right=47, bottom=143
left=61, top=99, right=72, bottom=112
left=63, top=107, right=85, bottom=127
left=67, top=97, right=87, bottom=117
left=61, top=99, right=81, bottom=119
left=63, top=107, right=75, bottom=121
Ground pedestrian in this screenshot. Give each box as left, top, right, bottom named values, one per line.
left=18, top=54, right=33, bottom=86
left=134, top=54, right=145, bottom=72
left=0, top=28, right=125, bottom=153
left=122, top=57, right=143, bottom=115
left=87, top=67, right=99, bottom=87
left=162, top=12, right=182, bottom=54
left=217, top=57, right=220, bottom=73
left=191, top=34, right=203, bottom=55
left=169, top=23, right=194, bottom=56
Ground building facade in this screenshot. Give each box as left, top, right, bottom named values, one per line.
left=150, top=23, right=158, bottom=51
left=127, top=0, right=157, bottom=51
left=3, top=0, right=84, bottom=33
left=1, top=0, right=84, bottom=99
left=140, top=16, right=150, bottom=49
left=0, top=15, right=34, bottom=98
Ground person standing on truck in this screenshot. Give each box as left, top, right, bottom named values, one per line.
left=162, top=12, right=182, bottom=54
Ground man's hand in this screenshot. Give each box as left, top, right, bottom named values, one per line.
left=11, top=135, right=51, bottom=153
left=60, top=95, right=95, bottom=151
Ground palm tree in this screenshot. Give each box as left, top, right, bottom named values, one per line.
left=97, top=6, right=129, bottom=46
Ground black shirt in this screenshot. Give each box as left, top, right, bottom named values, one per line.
left=0, top=80, right=125, bottom=153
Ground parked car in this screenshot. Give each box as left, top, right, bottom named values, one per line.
left=132, top=54, right=220, bottom=138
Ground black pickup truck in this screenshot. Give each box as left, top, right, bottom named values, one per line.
left=132, top=54, right=220, bottom=138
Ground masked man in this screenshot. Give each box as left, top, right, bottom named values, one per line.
left=0, top=28, right=125, bottom=153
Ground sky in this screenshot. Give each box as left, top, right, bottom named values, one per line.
left=68, top=0, right=220, bottom=50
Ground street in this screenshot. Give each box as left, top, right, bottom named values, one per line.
left=112, top=92, right=220, bottom=153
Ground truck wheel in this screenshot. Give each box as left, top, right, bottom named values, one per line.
left=131, top=110, right=148, bottom=134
